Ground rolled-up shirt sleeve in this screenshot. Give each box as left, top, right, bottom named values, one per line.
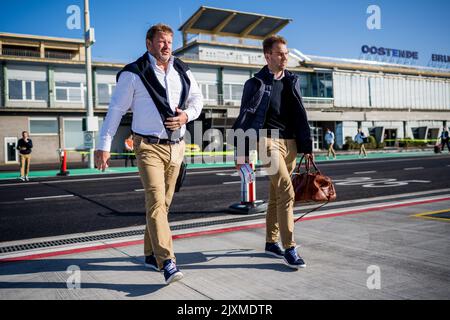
left=96, top=72, right=135, bottom=152
left=183, top=70, right=203, bottom=122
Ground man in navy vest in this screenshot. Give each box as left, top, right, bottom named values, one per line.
left=440, top=126, right=450, bottom=152
left=95, top=24, right=203, bottom=285
left=232, top=35, right=313, bottom=270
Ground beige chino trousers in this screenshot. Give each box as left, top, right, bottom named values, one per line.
left=133, top=135, right=185, bottom=269
left=263, top=137, right=298, bottom=249
left=19, top=154, right=31, bottom=177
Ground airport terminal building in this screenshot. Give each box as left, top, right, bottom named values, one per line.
left=1, top=6, right=449, bottom=165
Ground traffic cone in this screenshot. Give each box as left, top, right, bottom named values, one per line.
left=57, top=149, right=70, bottom=176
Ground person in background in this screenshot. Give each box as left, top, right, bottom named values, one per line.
left=354, top=128, right=367, bottom=158
left=124, top=134, right=135, bottom=167
left=439, top=127, right=450, bottom=152
left=324, top=128, right=336, bottom=160
left=17, top=131, right=33, bottom=181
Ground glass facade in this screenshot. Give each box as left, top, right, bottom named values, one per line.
left=64, top=119, right=84, bottom=149
left=199, top=83, right=218, bottom=101
left=8, top=79, right=48, bottom=101
left=97, top=83, right=116, bottom=105
left=223, top=83, right=244, bottom=101
left=29, top=118, right=58, bottom=134
left=297, top=72, right=333, bottom=98
left=8, top=80, right=22, bottom=100
left=55, top=82, right=84, bottom=102
left=64, top=118, right=104, bottom=149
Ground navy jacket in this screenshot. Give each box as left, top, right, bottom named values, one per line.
left=232, top=65, right=313, bottom=154
left=116, top=53, right=191, bottom=139
left=17, top=138, right=33, bottom=155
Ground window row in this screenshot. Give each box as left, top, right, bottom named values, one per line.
left=28, top=118, right=103, bottom=149
left=7, top=80, right=116, bottom=104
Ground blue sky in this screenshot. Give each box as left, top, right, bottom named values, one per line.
left=1, top=0, right=449, bottom=66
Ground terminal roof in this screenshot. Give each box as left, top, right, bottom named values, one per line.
left=179, top=6, right=292, bottom=40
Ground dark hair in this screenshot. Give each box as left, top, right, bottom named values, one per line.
left=22, top=131, right=28, bottom=135
left=263, top=35, right=287, bottom=54
left=146, top=23, right=174, bottom=42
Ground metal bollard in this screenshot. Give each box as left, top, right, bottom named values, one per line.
left=228, top=150, right=268, bottom=215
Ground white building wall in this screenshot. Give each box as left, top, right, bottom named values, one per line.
left=95, top=70, right=116, bottom=84
left=342, top=121, right=359, bottom=142
left=222, top=69, right=250, bottom=84
left=333, top=71, right=450, bottom=111
left=7, top=64, right=47, bottom=81
left=54, top=67, right=86, bottom=83
left=190, top=67, right=218, bottom=82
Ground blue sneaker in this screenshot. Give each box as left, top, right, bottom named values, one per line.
left=265, top=242, right=285, bottom=258
left=283, top=246, right=306, bottom=270
left=144, top=254, right=160, bottom=272
left=163, top=259, right=184, bottom=285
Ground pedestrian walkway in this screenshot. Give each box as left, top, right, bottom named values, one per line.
left=0, top=149, right=441, bottom=181
left=1, top=196, right=449, bottom=299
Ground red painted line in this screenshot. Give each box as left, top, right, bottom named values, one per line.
left=0, top=239, right=143, bottom=263
left=2, top=196, right=449, bottom=263
left=297, top=196, right=450, bottom=222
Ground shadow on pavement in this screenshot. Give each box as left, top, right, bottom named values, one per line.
left=0, top=249, right=295, bottom=297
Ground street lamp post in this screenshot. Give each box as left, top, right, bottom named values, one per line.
left=84, top=0, right=97, bottom=169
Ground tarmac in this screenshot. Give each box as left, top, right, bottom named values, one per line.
left=0, top=193, right=449, bottom=300
left=0, top=148, right=442, bottom=180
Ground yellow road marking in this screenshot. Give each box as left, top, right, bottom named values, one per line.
left=412, top=208, right=450, bottom=222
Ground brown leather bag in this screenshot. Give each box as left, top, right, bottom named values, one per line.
left=292, top=155, right=337, bottom=203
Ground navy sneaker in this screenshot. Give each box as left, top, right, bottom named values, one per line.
left=265, top=242, right=285, bottom=258
left=144, top=254, right=160, bottom=272
left=283, top=246, right=306, bottom=270
left=163, top=259, right=184, bottom=285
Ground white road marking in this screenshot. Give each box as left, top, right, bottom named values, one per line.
left=222, top=181, right=241, bottom=185
left=24, top=195, right=74, bottom=201
left=404, top=167, right=424, bottom=171
left=135, top=189, right=144, bottom=192
left=354, top=171, right=377, bottom=174
left=319, top=156, right=442, bottom=167
left=0, top=182, right=41, bottom=187
left=0, top=175, right=141, bottom=187
left=0, top=169, right=237, bottom=187
left=333, top=176, right=430, bottom=187
left=188, top=169, right=236, bottom=175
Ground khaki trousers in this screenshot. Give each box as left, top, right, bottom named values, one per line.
left=133, top=135, right=185, bottom=269
left=263, top=137, right=298, bottom=249
left=19, top=154, right=31, bottom=177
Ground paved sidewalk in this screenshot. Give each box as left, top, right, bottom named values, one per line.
left=0, top=197, right=449, bottom=300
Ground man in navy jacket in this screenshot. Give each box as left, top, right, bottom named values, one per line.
left=232, top=35, right=313, bottom=270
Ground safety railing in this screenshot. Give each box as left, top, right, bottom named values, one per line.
left=1, top=47, right=40, bottom=58
left=45, top=51, right=77, bottom=60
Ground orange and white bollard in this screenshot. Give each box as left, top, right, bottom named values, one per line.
left=56, top=149, right=70, bottom=176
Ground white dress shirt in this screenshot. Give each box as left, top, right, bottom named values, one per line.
left=97, top=53, right=203, bottom=152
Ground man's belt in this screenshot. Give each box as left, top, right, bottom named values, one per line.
left=135, top=133, right=183, bottom=145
